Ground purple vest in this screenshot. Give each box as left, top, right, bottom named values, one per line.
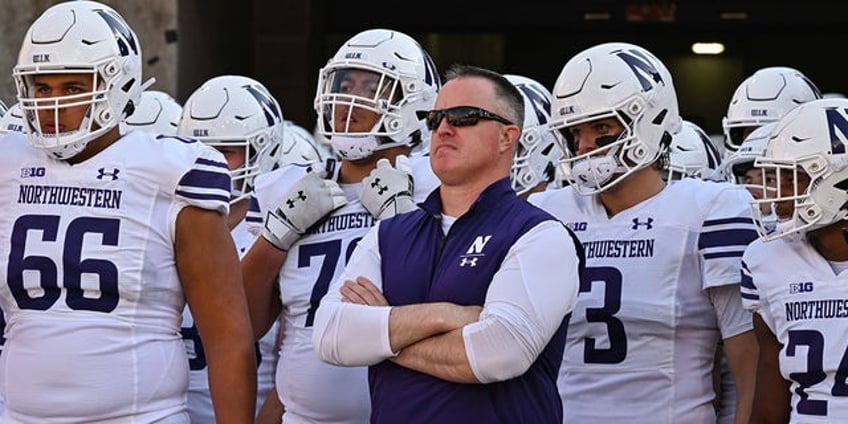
left=372, top=178, right=576, bottom=424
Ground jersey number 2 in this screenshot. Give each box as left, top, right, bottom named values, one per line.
left=787, top=329, right=848, bottom=416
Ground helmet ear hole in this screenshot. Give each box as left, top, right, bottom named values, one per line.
left=99, top=108, right=112, bottom=124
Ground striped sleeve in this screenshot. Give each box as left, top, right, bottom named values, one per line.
left=698, top=187, right=758, bottom=290
left=739, top=259, right=759, bottom=311
left=175, top=149, right=231, bottom=215
left=245, top=194, right=264, bottom=235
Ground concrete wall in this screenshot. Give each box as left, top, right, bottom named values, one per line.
left=0, top=0, right=178, bottom=107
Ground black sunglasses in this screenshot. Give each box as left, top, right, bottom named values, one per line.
left=417, top=106, right=515, bottom=131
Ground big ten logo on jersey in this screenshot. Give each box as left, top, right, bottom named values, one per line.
left=20, top=167, right=46, bottom=178
left=566, top=221, right=587, bottom=232
left=790, top=281, right=814, bottom=294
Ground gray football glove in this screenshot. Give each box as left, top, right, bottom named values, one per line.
left=360, top=155, right=416, bottom=220
left=263, top=166, right=347, bottom=250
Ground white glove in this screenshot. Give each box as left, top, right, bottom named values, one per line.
left=263, top=167, right=347, bottom=250
left=360, top=155, right=416, bottom=220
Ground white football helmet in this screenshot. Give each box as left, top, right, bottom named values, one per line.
left=666, top=120, right=722, bottom=182
left=0, top=103, right=24, bottom=135
left=281, top=120, right=325, bottom=165
left=721, top=121, right=777, bottom=186
left=14, top=1, right=144, bottom=160
left=749, top=98, right=848, bottom=241
left=314, top=29, right=441, bottom=160
left=722, top=66, right=821, bottom=154
left=504, top=74, right=563, bottom=196
left=551, top=42, right=681, bottom=195
left=120, top=90, right=182, bottom=136
left=178, top=75, right=285, bottom=204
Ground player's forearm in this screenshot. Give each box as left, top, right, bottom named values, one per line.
left=391, top=327, right=479, bottom=383
left=255, top=386, right=285, bottom=424
left=242, top=237, right=286, bottom=339
left=723, top=330, right=757, bottom=424
left=206, top=340, right=257, bottom=423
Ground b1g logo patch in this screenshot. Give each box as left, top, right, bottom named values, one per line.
left=789, top=281, right=814, bottom=294
left=20, top=167, right=46, bottom=178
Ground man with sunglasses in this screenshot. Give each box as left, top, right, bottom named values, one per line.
left=528, top=42, right=759, bottom=423
left=312, top=64, right=583, bottom=423
left=240, top=29, right=442, bottom=423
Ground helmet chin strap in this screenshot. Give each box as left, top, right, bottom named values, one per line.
left=331, top=134, right=380, bottom=160
left=570, top=142, right=627, bottom=191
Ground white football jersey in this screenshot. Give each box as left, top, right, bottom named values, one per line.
left=251, top=156, right=439, bottom=423
left=742, top=238, right=848, bottom=423
left=183, top=218, right=279, bottom=423
left=0, top=131, right=230, bottom=423
left=529, top=178, right=755, bottom=424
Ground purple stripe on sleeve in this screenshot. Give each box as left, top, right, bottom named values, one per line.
left=178, top=169, right=230, bottom=192
left=699, top=229, right=758, bottom=249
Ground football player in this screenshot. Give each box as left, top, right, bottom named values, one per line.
left=0, top=2, right=256, bottom=421
left=529, top=42, right=759, bottom=423
left=504, top=74, right=564, bottom=198
left=740, top=97, right=848, bottom=422
left=241, top=28, right=442, bottom=423
left=178, top=74, right=320, bottom=422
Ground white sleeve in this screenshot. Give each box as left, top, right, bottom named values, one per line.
left=463, top=220, right=581, bottom=383
left=707, top=284, right=753, bottom=339
left=312, top=223, right=395, bottom=366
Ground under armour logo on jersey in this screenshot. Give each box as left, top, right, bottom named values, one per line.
left=285, top=190, right=308, bottom=208
left=460, top=257, right=478, bottom=267
left=631, top=217, right=653, bottom=230
left=97, top=168, right=120, bottom=181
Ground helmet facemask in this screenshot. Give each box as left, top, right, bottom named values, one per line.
left=13, top=2, right=143, bottom=160
left=16, top=64, right=122, bottom=159
left=749, top=157, right=829, bottom=241
left=316, top=66, right=409, bottom=160
left=313, top=29, right=441, bottom=161
left=559, top=105, right=670, bottom=195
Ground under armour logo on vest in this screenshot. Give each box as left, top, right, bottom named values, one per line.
left=286, top=190, right=307, bottom=208
left=370, top=178, right=388, bottom=195
left=97, top=168, right=120, bottom=181
left=632, top=217, right=654, bottom=230
left=460, top=257, right=478, bottom=267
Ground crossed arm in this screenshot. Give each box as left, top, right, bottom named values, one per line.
left=312, top=221, right=580, bottom=384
